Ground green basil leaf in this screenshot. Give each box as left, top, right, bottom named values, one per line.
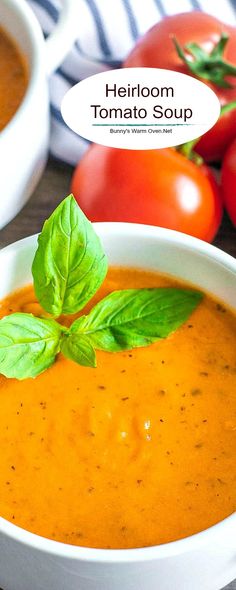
left=32, top=194, right=108, bottom=317
left=61, top=333, right=96, bottom=368
left=70, top=288, right=203, bottom=351
left=0, top=313, right=63, bottom=379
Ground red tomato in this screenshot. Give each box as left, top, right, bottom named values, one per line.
left=71, top=145, right=222, bottom=242
left=221, top=137, right=236, bottom=225
left=196, top=100, right=236, bottom=163
left=124, top=13, right=236, bottom=162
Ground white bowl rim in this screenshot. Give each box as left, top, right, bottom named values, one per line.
left=0, top=223, right=235, bottom=563
left=0, top=0, right=45, bottom=140
left=0, top=222, right=236, bottom=275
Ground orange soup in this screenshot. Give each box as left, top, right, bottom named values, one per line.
left=0, top=26, right=28, bottom=131
left=0, top=267, right=235, bottom=549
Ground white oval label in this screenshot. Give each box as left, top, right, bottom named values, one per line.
left=61, top=68, right=220, bottom=150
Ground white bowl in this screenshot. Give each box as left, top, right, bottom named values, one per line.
left=0, top=223, right=235, bottom=590
left=0, top=0, right=79, bottom=229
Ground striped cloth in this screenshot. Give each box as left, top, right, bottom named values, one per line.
left=28, top=0, right=236, bottom=165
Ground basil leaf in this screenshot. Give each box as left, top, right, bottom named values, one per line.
left=70, top=288, right=203, bottom=351
left=61, top=333, right=96, bottom=368
left=32, top=194, right=107, bottom=317
left=0, top=313, right=63, bottom=379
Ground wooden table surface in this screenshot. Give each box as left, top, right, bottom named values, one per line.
left=0, top=159, right=235, bottom=590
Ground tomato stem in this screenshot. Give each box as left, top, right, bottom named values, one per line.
left=173, top=33, right=236, bottom=88
left=176, top=141, right=203, bottom=165
left=221, top=99, right=236, bottom=115
left=177, top=99, right=236, bottom=164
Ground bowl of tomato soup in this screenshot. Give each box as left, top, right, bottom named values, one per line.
left=0, top=223, right=235, bottom=590
left=0, top=0, right=79, bottom=229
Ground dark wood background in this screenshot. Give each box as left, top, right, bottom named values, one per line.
left=0, top=159, right=235, bottom=590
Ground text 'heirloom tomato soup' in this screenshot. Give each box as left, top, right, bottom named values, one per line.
left=0, top=26, right=28, bottom=131
left=0, top=268, right=235, bottom=549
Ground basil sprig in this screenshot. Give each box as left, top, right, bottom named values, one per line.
left=0, top=195, right=203, bottom=379
left=32, top=194, right=107, bottom=317
left=70, top=288, right=202, bottom=352
left=61, top=333, right=97, bottom=368
left=0, top=314, right=63, bottom=379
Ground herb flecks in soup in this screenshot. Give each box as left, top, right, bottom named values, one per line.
left=0, top=27, right=28, bottom=131
left=0, top=269, right=235, bottom=549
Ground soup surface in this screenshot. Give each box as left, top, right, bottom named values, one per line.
left=0, top=26, right=28, bottom=131
left=0, top=268, right=235, bottom=549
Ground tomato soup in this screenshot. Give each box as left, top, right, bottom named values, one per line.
left=0, top=26, right=28, bottom=131
left=0, top=268, right=235, bottom=549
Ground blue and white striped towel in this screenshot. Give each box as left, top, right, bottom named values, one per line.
left=28, top=0, right=236, bottom=166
